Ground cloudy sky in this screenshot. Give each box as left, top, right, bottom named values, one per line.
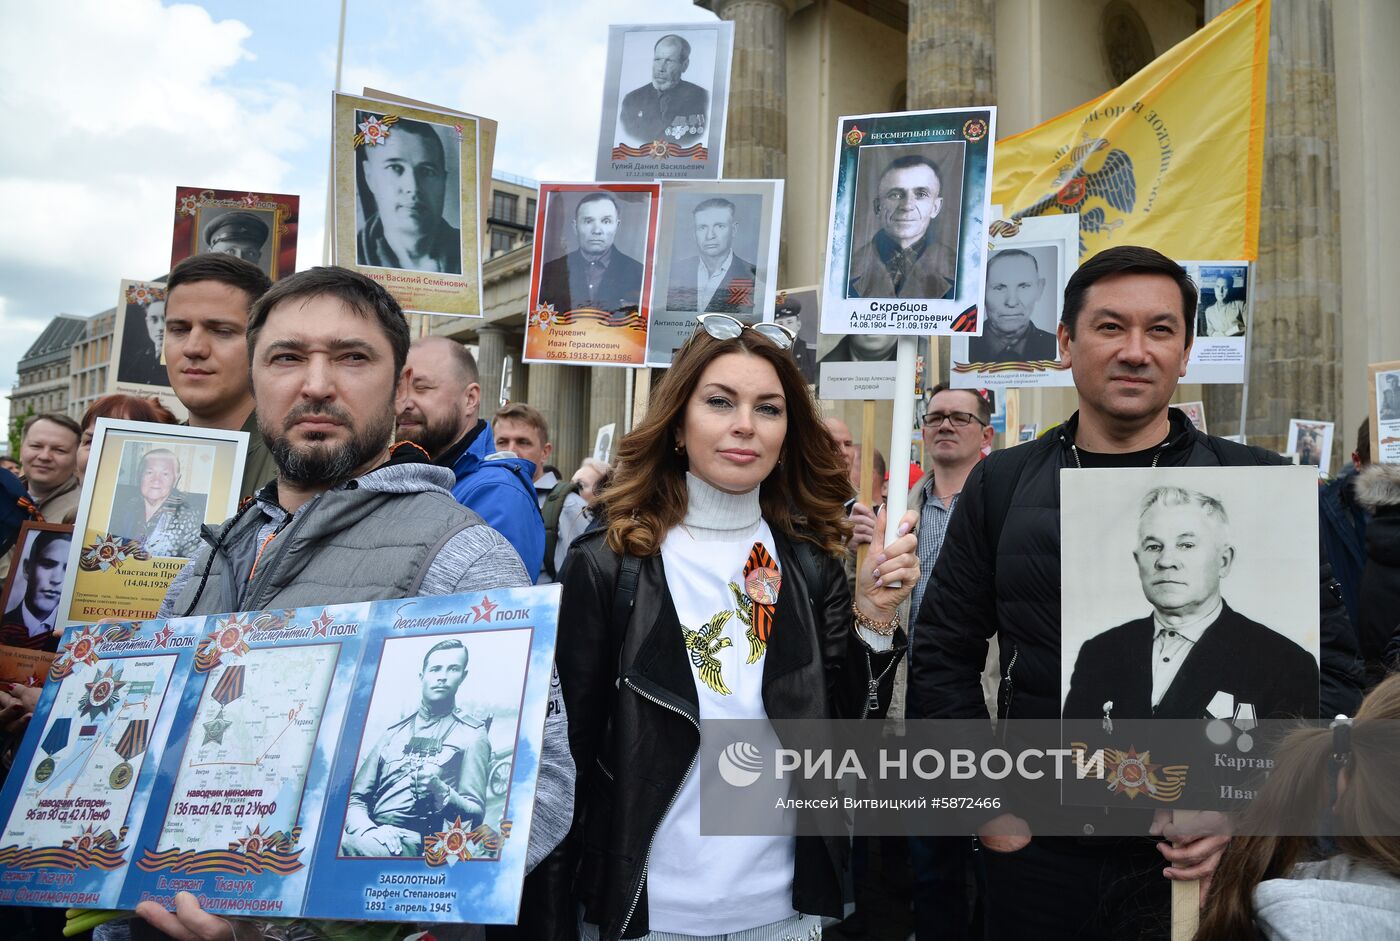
left=0, top=0, right=716, bottom=426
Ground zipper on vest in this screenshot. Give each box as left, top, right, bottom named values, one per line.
left=243, top=499, right=318, bottom=608
left=617, top=676, right=699, bottom=938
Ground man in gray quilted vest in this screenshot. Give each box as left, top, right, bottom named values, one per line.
left=129, top=266, right=574, bottom=941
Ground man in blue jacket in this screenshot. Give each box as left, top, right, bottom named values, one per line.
left=396, top=335, right=545, bottom=580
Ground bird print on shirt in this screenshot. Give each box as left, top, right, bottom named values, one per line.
left=683, top=610, right=734, bottom=695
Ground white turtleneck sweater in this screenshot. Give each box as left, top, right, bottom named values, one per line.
left=647, top=473, right=797, bottom=933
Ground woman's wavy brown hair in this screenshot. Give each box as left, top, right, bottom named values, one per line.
left=600, top=327, right=852, bottom=558
left=1194, top=673, right=1400, bottom=940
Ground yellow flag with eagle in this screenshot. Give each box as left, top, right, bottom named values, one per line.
left=992, top=0, right=1269, bottom=260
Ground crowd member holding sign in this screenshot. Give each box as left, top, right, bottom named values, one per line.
left=127, top=266, right=573, bottom=941
left=908, top=246, right=1364, bottom=941
left=545, top=315, right=920, bottom=939
left=163, top=253, right=279, bottom=500
left=396, top=336, right=545, bottom=581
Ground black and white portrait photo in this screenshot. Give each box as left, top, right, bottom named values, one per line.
left=198, top=207, right=274, bottom=275
left=846, top=142, right=965, bottom=302
left=1061, top=468, right=1321, bottom=725
left=1377, top=370, right=1400, bottom=423
left=596, top=22, right=732, bottom=181
left=0, top=523, right=72, bottom=651
left=535, top=188, right=652, bottom=318
left=664, top=194, right=760, bottom=315
left=354, top=113, right=463, bottom=275
left=819, top=332, right=898, bottom=365
left=339, top=631, right=531, bottom=859
left=115, top=288, right=169, bottom=388
left=1194, top=264, right=1249, bottom=338
left=966, top=244, right=1061, bottom=364
left=774, top=287, right=819, bottom=384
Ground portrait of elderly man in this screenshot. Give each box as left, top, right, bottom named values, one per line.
left=1063, top=486, right=1319, bottom=721
left=342, top=638, right=492, bottom=857
left=107, top=448, right=205, bottom=558
left=619, top=33, right=709, bottom=146
left=0, top=530, right=71, bottom=650
left=202, top=211, right=271, bottom=273
left=967, top=249, right=1059, bottom=363
left=847, top=153, right=956, bottom=301
left=355, top=116, right=462, bottom=275
left=665, top=197, right=756, bottom=314
left=118, top=297, right=169, bottom=387
left=536, top=191, right=645, bottom=317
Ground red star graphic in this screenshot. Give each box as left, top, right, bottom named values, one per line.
left=153, top=625, right=174, bottom=648
left=471, top=597, right=498, bottom=623
left=310, top=612, right=334, bottom=637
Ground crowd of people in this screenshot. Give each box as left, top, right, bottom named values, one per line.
left=0, top=246, right=1396, bottom=940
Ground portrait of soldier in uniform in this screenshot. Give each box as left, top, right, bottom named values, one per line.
left=618, top=33, right=709, bottom=146
left=201, top=210, right=272, bottom=273
left=341, top=638, right=491, bottom=857
left=1381, top=372, right=1400, bottom=422
left=355, top=115, right=463, bottom=275
left=1292, top=422, right=1328, bottom=469
left=847, top=152, right=958, bottom=301
left=1063, top=485, right=1319, bottom=722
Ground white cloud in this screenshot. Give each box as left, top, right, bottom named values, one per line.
left=0, top=0, right=312, bottom=334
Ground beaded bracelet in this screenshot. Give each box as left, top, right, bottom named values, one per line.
left=851, top=599, right=900, bottom=636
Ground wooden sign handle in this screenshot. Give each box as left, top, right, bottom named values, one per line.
left=1169, top=809, right=1203, bottom=941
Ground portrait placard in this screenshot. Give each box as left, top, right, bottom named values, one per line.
left=1370, top=360, right=1400, bottom=465
left=818, top=335, right=929, bottom=401
left=645, top=179, right=784, bottom=366
left=0, top=522, right=74, bottom=654
left=108, top=280, right=185, bottom=418
left=170, top=187, right=299, bottom=280
left=1286, top=419, right=1334, bottom=476
left=1060, top=466, right=1321, bottom=810
left=333, top=92, right=482, bottom=317
left=774, top=286, right=820, bottom=386
left=821, top=107, right=996, bottom=336
left=523, top=182, right=660, bottom=367
left=1180, top=260, right=1250, bottom=385
left=596, top=22, right=734, bottom=181
left=950, top=214, right=1076, bottom=390
left=57, top=420, right=247, bottom=628
left=593, top=423, right=616, bottom=464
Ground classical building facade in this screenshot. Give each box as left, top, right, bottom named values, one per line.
left=68, top=307, right=116, bottom=420
left=435, top=0, right=1397, bottom=472
left=10, top=315, right=87, bottom=425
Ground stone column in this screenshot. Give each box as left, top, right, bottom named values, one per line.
left=554, top=366, right=588, bottom=475
left=1203, top=0, right=1342, bottom=459
left=907, top=0, right=996, bottom=110
left=588, top=367, right=628, bottom=462
left=709, top=0, right=788, bottom=179
left=475, top=326, right=509, bottom=411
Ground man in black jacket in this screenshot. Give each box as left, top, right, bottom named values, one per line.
left=907, top=245, right=1364, bottom=941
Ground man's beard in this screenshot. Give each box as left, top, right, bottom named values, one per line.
left=397, top=411, right=463, bottom=460
left=263, top=399, right=395, bottom=486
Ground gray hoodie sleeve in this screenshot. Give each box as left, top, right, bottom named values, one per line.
left=420, top=522, right=576, bottom=874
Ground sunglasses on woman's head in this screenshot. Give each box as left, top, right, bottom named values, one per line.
left=695, top=313, right=795, bottom=351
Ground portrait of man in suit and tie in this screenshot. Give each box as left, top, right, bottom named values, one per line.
left=1063, top=484, right=1319, bottom=722
left=665, top=197, right=756, bottom=315
left=535, top=191, right=647, bottom=317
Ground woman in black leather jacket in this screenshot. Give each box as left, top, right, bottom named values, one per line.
left=547, top=318, right=919, bottom=940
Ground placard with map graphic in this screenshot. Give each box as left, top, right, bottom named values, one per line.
left=120, top=606, right=366, bottom=915
left=0, top=586, right=561, bottom=925
left=0, top=617, right=204, bottom=909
